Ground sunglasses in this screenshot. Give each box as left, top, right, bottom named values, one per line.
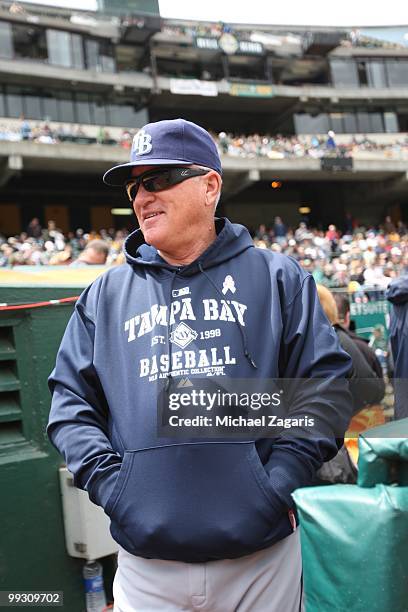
left=125, top=167, right=210, bottom=202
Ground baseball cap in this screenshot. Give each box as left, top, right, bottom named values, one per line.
left=103, top=118, right=222, bottom=185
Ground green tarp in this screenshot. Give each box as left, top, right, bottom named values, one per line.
left=293, top=418, right=408, bottom=611
left=358, top=419, right=408, bottom=487
left=293, top=484, right=408, bottom=611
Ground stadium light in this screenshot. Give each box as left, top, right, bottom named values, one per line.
left=111, top=208, right=133, bottom=216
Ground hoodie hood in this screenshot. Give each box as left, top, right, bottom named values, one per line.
left=124, top=217, right=253, bottom=275
left=386, top=275, right=408, bottom=304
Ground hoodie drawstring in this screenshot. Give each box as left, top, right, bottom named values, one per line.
left=165, top=270, right=178, bottom=394
left=198, top=262, right=257, bottom=369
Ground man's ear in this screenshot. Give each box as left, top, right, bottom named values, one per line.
left=205, top=172, right=222, bottom=208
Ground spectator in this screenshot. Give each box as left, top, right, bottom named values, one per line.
left=0, top=244, right=15, bottom=266
left=333, top=292, right=384, bottom=379
left=315, top=285, right=385, bottom=485
left=397, top=220, right=407, bottom=235
left=68, top=228, right=87, bottom=259
left=368, top=324, right=389, bottom=376
left=119, top=130, right=132, bottom=149
left=343, top=212, right=354, bottom=235
left=96, top=126, right=105, bottom=145
left=20, top=116, right=31, bottom=140
left=294, top=221, right=310, bottom=242
left=69, top=239, right=109, bottom=266
left=317, top=285, right=385, bottom=413
left=325, top=224, right=339, bottom=242
left=43, top=220, right=65, bottom=251
left=26, top=217, right=42, bottom=239
left=272, top=216, right=287, bottom=244
left=386, top=275, right=408, bottom=419
left=255, top=223, right=269, bottom=242
left=49, top=244, right=73, bottom=265
left=326, top=130, right=337, bottom=150
left=325, top=224, right=339, bottom=253
left=384, top=215, right=396, bottom=234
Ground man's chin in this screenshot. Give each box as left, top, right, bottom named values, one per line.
left=142, top=229, right=166, bottom=250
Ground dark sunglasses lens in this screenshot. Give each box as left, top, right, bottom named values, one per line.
left=126, top=168, right=206, bottom=200
left=144, top=171, right=173, bottom=192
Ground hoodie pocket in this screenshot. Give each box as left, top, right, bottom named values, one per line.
left=104, top=451, right=133, bottom=517
left=106, top=442, right=290, bottom=562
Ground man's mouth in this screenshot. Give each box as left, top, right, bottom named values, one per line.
left=144, top=212, right=164, bottom=221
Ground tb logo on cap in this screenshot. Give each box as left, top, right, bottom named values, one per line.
left=132, top=130, right=153, bottom=156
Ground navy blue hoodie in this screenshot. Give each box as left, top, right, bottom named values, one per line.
left=386, top=275, right=408, bottom=419
left=48, top=218, right=352, bottom=562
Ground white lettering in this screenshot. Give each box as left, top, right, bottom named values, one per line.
left=169, top=301, right=181, bottom=325
left=124, top=317, right=136, bottom=342
left=160, top=354, right=169, bottom=372
left=202, top=298, right=247, bottom=326
left=132, top=130, right=153, bottom=156
left=231, top=301, right=247, bottom=326
left=203, top=299, right=219, bottom=321
left=198, top=350, right=210, bottom=367
left=210, top=347, right=223, bottom=365
left=150, top=355, right=158, bottom=375
left=140, top=358, right=150, bottom=377
left=140, top=346, right=237, bottom=378
left=138, top=312, right=152, bottom=337
left=224, top=346, right=236, bottom=365
left=151, top=304, right=168, bottom=327
left=219, top=301, right=235, bottom=322
left=184, top=351, right=196, bottom=368
left=171, top=351, right=183, bottom=370
left=180, top=298, right=196, bottom=321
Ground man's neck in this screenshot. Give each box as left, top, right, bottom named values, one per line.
left=158, top=227, right=217, bottom=266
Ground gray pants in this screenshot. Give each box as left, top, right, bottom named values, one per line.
left=113, top=532, right=303, bottom=612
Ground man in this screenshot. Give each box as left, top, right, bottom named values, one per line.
left=386, top=275, right=408, bottom=419
left=272, top=215, right=287, bottom=245
left=47, top=119, right=352, bottom=611
left=26, top=217, right=42, bottom=239
left=70, top=238, right=109, bottom=266
left=333, top=292, right=385, bottom=381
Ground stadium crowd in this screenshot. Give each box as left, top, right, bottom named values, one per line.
left=162, top=22, right=404, bottom=51
left=0, top=221, right=127, bottom=267
left=2, top=119, right=408, bottom=161
left=1, top=217, right=407, bottom=296
left=253, top=216, right=408, bottom=294
left=2, top=121, right=116, bottom=146
left=217, top=131, right=408, bottom=160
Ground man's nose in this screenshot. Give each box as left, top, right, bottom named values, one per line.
left=133, top=183, right=155, bottom=217
left=135, top=182, right=155, bottom=204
